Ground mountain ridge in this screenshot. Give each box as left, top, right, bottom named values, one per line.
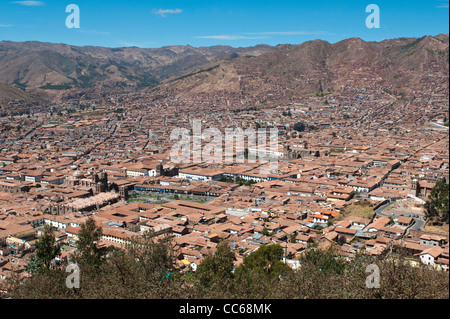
left=154, top=34, right=449, bottom=101
left=0, top=41, right=273, bottom=92
left=0, top=34, right=448, bottom=104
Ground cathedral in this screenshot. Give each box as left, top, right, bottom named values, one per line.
left=47, top=170, right=129, bottom=215
left=65, top=170, right=109, bottom=195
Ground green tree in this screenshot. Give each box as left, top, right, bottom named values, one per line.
left=235, top=244, right=288, bottom=279
left=72, top=217, right=107, bottom=269
left=299, top=247, right=346, bottom=275
left=125, top=230, right=175, bottom=281
left=196, top=241, right=235, bottom=287
left=289, top=233, right=298, bottom=243
left=293, top=121, right=306, bottom=132
left=25, top=255, right=41, bottom=275
left=33, top=225, right=61, bottom=273
left=244, top=180, right=256, bottom=186
left=8, top=242, right=450, bottom=299
left=424, top=180, right=449, bottom=225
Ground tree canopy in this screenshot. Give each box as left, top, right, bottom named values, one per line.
left=9, top=239, right=450, bottom=299
left=196, top=241, right=235, bottom=287
left=235, top=244, right=289, bottom=279
left=29, top=225, right=61, bottom=274
left=71, top=217, right=108, bottom=270
left=293, top=121, right=306, bottom=132
left=424, top=180, right=449, bottom=225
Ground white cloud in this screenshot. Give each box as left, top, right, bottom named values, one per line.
left=11, top=1, right=45, bottom=6
left=0, top=24, right=13, bottom=27
left=152, top=8, right=182, bottom=18
left=193, top=31, right=332, bottom=41
left=243, top=31, right=331, bottom=36
left=193, top=35, right=269, bottom=40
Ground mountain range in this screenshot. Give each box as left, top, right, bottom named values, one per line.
left=0, top=34, right=448, bottom=103
left=157, top=34, right=449, bottom=100
left=0, top=41, right=271, bottom=91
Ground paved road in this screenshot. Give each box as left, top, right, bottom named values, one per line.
left=374, top=200, right=394, bottom=216
left=410, top=217, right=425, bottom=230
left=375, top=200, right=425, bottom=230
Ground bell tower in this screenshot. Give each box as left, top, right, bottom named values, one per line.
left=410, top=179, right=419, bottom=196
left=156, top=162, right=164, bottom=176
left=119, top=185, right=129, bottom=201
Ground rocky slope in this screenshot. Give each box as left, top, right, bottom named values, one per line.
left=157, top=34, right=449, bottom=99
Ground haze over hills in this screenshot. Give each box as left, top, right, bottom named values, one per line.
left=0, top=34, right=448, bottom=104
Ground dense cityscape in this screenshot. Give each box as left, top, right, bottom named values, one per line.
left=1, top=61, right=449, bottom=293
left=0, top=1, right=448, bottom=303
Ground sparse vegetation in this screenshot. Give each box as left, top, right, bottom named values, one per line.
left=336, top=200, right=375, bottom=221
left=39, top=83, right=73, bottom=90
left=8, top=239, right=449, bottom=299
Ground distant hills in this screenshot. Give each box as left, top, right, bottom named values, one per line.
left=0, top=35, right=448, bottom=103
left=0, top=81, right=35, bottom=103
left=157, top=34, right=449, bottom=99
left=0, top=41, right=272, bottom=91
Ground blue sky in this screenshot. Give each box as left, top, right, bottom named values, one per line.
left=0, top=0, right=448, bottom=48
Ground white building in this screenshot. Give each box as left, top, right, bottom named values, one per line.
left=126, top=168, right=156, bottom=177
left=178, top=167, right=223, bottom=182
left=418, top=246, right=445, bottom=267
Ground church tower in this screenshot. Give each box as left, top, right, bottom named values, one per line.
left=156, top=162, right=164, bottom=176
left=119, top=185, right=129, bottom=201
left=101, top=171, right=108, bottom=192
left=410, top=179, right=419, bottom=197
